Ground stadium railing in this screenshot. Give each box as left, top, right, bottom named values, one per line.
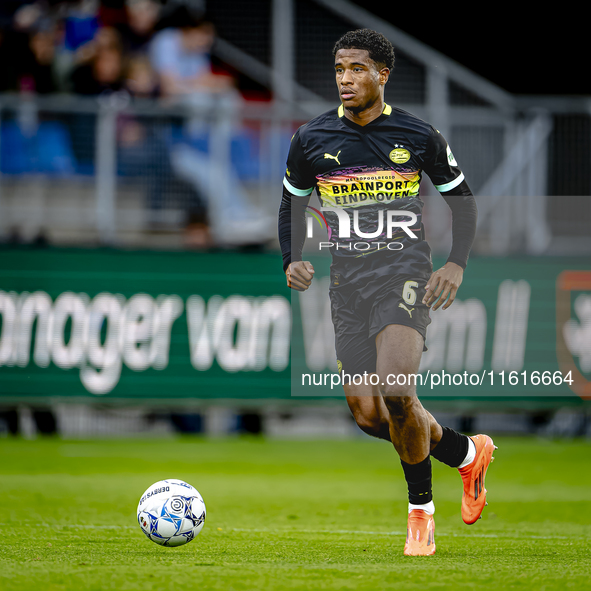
left=0, top=92, right=589, bottom=257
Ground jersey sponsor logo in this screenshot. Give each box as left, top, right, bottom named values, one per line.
left=389, top=147, right=410, bottom=164
left=324, top=150, right=342, bottom=165
left=316, top=167, right=421, bottom=208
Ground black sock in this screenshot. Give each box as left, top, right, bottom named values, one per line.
left=430, top=426, right=470, bottom=468
left=400, top=455, right=432, bottom=505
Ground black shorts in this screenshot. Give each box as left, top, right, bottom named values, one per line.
left=329, top=246, right=432, bottom=375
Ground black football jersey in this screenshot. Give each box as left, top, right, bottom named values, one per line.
left=284, top=103, right=465, bottom=270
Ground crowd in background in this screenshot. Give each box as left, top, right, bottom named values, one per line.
left=0, top=1, right=278, bottom=249
left=0, top=0, right=239, bottom=101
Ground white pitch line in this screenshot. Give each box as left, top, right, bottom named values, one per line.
left=0, top=524, right=570, bottom=540
left=223, top=527, right=569, bottom=540
left=0, top=523, right=135, bottom=530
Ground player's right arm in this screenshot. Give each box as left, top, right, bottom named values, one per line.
left=421, top=128, right=478, bottom=310
left=278, top=128, right=317, bottom=291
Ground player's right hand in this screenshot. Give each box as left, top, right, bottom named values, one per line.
left=286, top=261, right=315, bottom=291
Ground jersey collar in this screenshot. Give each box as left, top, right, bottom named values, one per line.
left=337, top=102, right=392, bottom=118
left=337, top=102, right=392, bottom=132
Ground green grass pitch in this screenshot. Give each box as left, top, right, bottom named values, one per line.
left=1, top=435, right=590, bottom=590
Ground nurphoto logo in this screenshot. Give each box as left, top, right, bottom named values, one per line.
left=304, top=206, right=418, bottom=252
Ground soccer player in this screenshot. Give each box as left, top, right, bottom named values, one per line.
left=278, top=29, right=496, bottom=556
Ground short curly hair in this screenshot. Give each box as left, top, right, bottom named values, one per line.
left=332, top=29, right=395, bottom=70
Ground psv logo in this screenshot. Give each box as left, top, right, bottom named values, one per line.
left=556, top=270, right=591, bottom=398
left=389, top=146, right=410, bottom=163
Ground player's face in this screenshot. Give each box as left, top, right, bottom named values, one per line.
left=334, top=49, right=388, bottom=112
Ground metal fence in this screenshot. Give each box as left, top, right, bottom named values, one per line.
left=0, top=92, right=589, bottom=256
left=0, top=93, right=306, bottom=249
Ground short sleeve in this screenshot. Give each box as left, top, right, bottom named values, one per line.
left=283, top=128, right=316, bottom=196
left=423, top=128, right=465, bottom=193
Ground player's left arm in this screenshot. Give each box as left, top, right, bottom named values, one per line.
left=278, top=127, right=317, bottom=291
left=422, top=129, right=478, bottom=310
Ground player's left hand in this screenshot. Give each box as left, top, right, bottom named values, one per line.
left=422, top=262, right=464, bottom=311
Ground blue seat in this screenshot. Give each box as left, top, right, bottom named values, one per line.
left=1, top=121, right=76, bottom=176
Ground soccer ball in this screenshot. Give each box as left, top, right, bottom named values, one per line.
left=137, top=479, right=206, bottom=547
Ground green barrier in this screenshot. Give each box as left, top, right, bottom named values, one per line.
left=0, top=247, right=589, bottom=407
left=0, top=248, right=292, bottom=404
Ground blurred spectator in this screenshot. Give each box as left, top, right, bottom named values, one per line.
left=66, top=26, right=126, bottom=174
left=118, top=54, right=171, bottom=217
left=20, top=22, right=61, bottom=94
left=12, top=1, right=50, bottom=34
left=62, top=0, right=100, bottom=52
left=0, top=2, right=51, bottom=92
left=0, top=0, right=270, bottom=247
left=119, top=53, right=209, bottom=232
left=124, top=53, right=159, bottom=97
left=150, top=4, right=273, bottom=245
left=122, top=0, right=160, bottom=54
left=6, top=0, right=70, bottom=94
left=149, top=5, right=233, bottom=100
left=70, top=26, right=125, bottom=94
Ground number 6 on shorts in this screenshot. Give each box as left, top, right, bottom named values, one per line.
left=403, top=280, right=419, bottom=305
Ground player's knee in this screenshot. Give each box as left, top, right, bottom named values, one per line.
left=348, top=404, right=384, bottom=439
left=382, top=389, right=417, bottom=422
left=378, top=377, right=414, bottom=400
left=353, top=409, right=383, bottom=438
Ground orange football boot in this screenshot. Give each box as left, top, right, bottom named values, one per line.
left=404, top=510, right=436, bottom=556
left=459, top=434, right=497, bottom=524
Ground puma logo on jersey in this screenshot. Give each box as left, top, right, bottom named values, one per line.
left=324, top=150, right=341, bottom=165
left=399, top=303, right=414, bottom=318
